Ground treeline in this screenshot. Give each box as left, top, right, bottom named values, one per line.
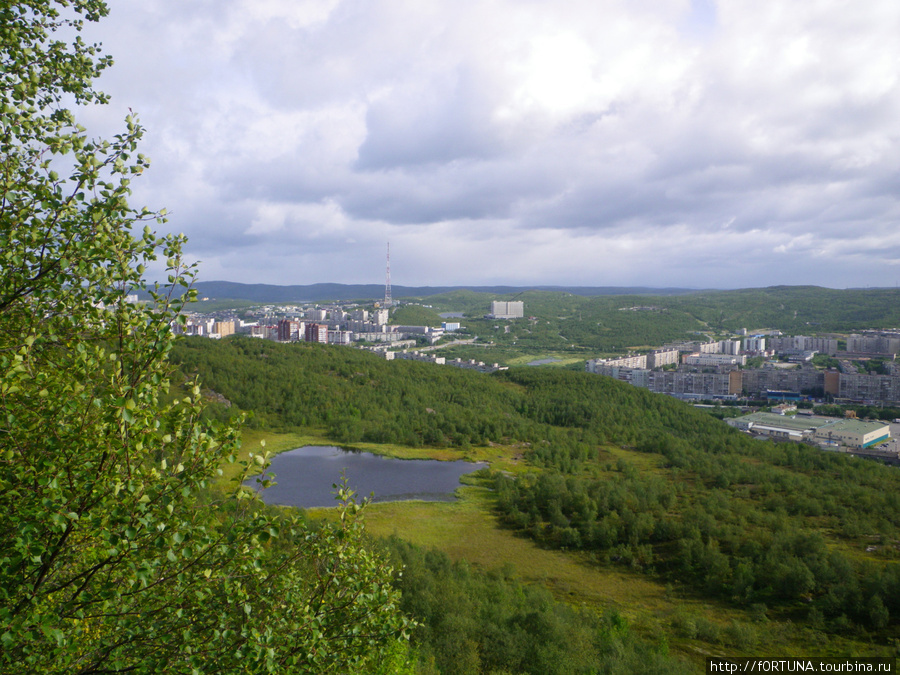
left=813, top=404, right=900, bottom=422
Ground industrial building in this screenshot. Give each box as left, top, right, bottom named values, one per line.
left=813, top=419, right=891, bottom=449
left=727, top=413, right=891, bottom=449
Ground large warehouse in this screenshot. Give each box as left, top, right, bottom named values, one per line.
left=726, top=412, right=890, bottom=449
left=813, top=419, right=891, bottom=449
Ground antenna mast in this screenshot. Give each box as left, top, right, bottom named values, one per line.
left=384, top=242, right=392, bottom=308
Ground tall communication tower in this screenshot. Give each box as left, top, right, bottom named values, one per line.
left=383, top=242, right=392, bottom=308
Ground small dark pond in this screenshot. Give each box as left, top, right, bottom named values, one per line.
left=246, top=446, right=486, bottom=508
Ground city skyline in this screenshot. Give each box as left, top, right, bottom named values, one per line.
left=79, top=0, right=900, bottom=289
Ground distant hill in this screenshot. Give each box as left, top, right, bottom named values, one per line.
left=186, top=281, right=702, bottom=303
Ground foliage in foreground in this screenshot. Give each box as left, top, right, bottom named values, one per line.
left=0, top=3, right=409, bottom=672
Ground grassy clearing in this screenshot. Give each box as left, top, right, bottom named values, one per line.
left=313, top=484, right=677, bottom=621
left=502, top=353, right=585, bottom=368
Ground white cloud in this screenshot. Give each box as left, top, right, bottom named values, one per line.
left=70, top=0, right=900, bottom=288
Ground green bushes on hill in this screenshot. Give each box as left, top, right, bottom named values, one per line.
left=380, top=537, right=692, bottom=675
left=173, top=338, right=900, bottom=640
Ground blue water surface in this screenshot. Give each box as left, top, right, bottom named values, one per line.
left=246, top=446, right=486, bottom=508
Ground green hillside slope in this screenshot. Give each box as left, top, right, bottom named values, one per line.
left=172, top=337, right=900, bottom=647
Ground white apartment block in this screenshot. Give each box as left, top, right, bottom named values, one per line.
left=586, top=354, right=648, bottom=371
left=646, top=349, right=680, bottom=368
left=327, top=330, right=353, bottom=345
left=720, top=339, right=742, bottom=355
left=768, top=336, right=838, bottom=355
left=683, top=353, right=747, bottom=367
left=743, top=336, right=766, bottom=352
left=846, top=334, right=900, bottom=355
left=490, top=301, right=524, bottom=319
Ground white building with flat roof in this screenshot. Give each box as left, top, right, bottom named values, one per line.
left=489, top=301, right=524, bottom=319
left=683, top=353, right=747, bottom=367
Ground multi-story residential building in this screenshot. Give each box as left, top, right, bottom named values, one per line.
left=743, top=336, right=766, bottom=352
left=769, top=336, right=839, bottom=355
left=837, top=372, right=900, bottom=404
left=586, top=354, right=647, bottom=371
left=327, top=330, right=353, bottom=345
left=489, top=301, right=524, bottom=319
left=646, top=348, right=680, bottom=368
left=683, top=353, right=747, bottom=367
left=304, top=323, right=328, bottom=343
left=588, top=364, right=650, bottom=386
left=277, top=319, right=302, bottom=342
left=212, top=320, right=235, bottom=338
left=739, top=366, right=824, bottom=397
left=394, top=351, right=446, bottom=365
left=846, top=334, right=900, bottom=356
left=646, top=370, right=742, bottom=398
left=720, top=339, right=742, bottom=355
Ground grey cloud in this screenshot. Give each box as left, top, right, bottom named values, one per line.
left=69, top=0, right=900, bottom=287
left=354, top=67, right=508, bottom=170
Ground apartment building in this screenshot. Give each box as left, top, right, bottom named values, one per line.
left=489, top=301, right=524, bottom=319
left=682, top=353, right=747, bottom=367
left=846, top=334, right=900, bottom=356
left=304, top=323, right=328, bottom=343
left=646, top=348, right=680, bottom=368
left=586, top=354, right=647, bottom=371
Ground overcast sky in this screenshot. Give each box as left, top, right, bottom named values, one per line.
left=78, top=0, right=900, bottom=289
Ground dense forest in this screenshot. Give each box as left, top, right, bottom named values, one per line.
left=173, top=337, right=900, bottom=647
